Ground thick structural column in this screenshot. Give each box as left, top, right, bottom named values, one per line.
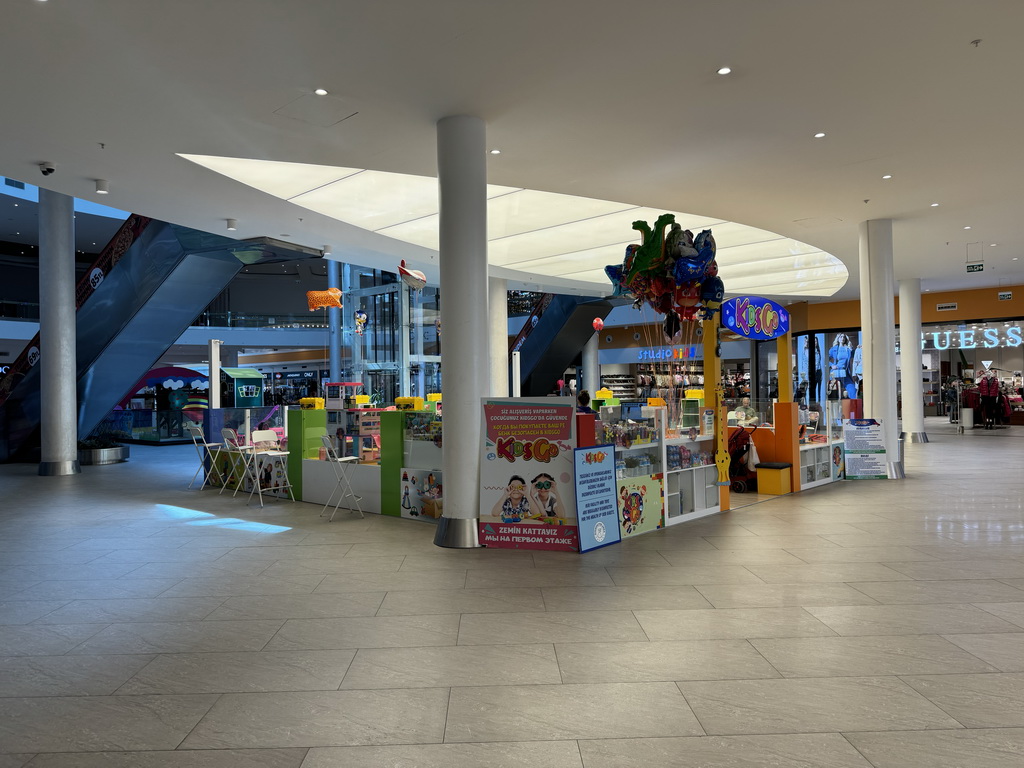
left=582, top=332, right=600, bottom=396
left=434, top=115, right=488, bottom=548
left=899, top=278, right=928, bottom=443
left=859, top=219, right=903, bottom=479
left=488, top=277, right=508, bottom=396
left=327, top=260, right=342, bottom=382
left=37, top=189, right=80, bottom=476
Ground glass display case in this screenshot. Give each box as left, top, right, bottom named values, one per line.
left=599, top=405, right=663, bottom=480
left=400, top=411, right=443, bottom=520
left=327, top=408, right=382, bottom=463
left=799, top=400, right=843, bottom=488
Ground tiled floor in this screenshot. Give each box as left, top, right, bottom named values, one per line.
left=1, top=417, right=1023, bottom=767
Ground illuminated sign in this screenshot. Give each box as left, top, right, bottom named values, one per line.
left=721, top=296, right=790, bottom=340
left=636, top=346, right=698, bottom=361
left=922, top=327, right=1023, bottom=350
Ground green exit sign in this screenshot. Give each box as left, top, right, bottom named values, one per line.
left=966, top=263, right=984, bottom=273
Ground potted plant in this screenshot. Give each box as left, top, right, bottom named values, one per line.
left=77, top=435, right=130, bottom=465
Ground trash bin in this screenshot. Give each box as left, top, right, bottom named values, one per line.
left=961, top=407, right=974, bottom=430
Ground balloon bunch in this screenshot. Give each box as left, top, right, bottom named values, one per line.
left=604, top=213, right=725, bottom=340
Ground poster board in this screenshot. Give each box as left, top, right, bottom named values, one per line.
left=478, top=398, right=579, bottom=551
left=843, top=418, right=887, bottom=479
left=575, top=445, right=621, bottom=553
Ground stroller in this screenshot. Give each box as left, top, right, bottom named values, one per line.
left=728, top=424, right=760, bottom=493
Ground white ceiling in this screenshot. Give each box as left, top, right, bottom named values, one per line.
left=2, top=0, right=1023, bottom=303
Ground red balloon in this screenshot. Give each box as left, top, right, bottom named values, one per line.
left=592, top=318, right=605, bottom=331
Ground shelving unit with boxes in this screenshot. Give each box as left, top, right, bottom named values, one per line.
left=663, top=434, right=719, bottom=525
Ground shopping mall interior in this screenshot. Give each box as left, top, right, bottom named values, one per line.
left=3, top=3, right=1024, bottom=767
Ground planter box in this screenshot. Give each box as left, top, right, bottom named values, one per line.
left=78, top=445, right=130, bottom=465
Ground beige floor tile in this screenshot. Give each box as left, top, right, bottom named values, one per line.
left=314, top=570, right=467, bottom=593
left=750, top=634, right=997, bottom=677
left=259, top=557, right=404, bottom=577
left=534, top=550, right=671, bottom=568
left=180, top=689, right=449, bottom=748
left=944, top=633, right=1024, bottom=671
left=847, top=579, right=1024, bottom=604
left=0, top=755, right=32, bottom=768
left=117, top=649, right=357, bottom=694
left=0, top=623, right=107, bottom=656
left=22, top=749, right=308, bottom=768
left=821, top=533, right=964, bottom=547
left=156, top=574, right=325, bottom=598
left=805, top=603, right=1024, bottom=636
left=265, top=614, right=460, bottom=651
left=457, top=610, right=647, bottom=645
left=341, top=644, right=560, bottom=688
left=377, top=587, right=545, bottom=616
left=678, top=676, right=962, bottom=735
left=31, top=597, right=225, bottom=624
left=975, top=602, right=1024, bottom=628
left=694, top=583, right=878, bottom=609
left=744, top=562, right=910, bottom=583
left=784, top=546, right=941, bottom=563
left=555, top=639, right=780, bottom=683
left=0, top=600, right=71, bottom=626
left=0, top=654, right=153, bottom=696
left=9, top=579, right=183, bottom=601
left=884, top=560, right=1024, bottom=580
left=445, top=682, right=703, bottom=741
left=658, top=549, right=807, bottom=566
left=845, top=727, right=1024, bottom=768
left=541, top=585, right=712, bottom=611
left=465, top=567, right=614, bottom=589
left=606, top=565, right=764, bottom=586
left=301, top=741, right=584, bottom=768
left=205, top=592, right=384, bottom=621
left=633, top=607, right=836, bottom=641
left=903, top=672, right=1024, bottom=727
left=0, top=694, right=218, bottom=753
left=703, top=536, right=840, bottom=550
left=578, top=733, right=873, bottom=768
left=68, top=620, right=286, bottom=655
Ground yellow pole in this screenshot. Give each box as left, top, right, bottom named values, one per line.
left=776, top=331, right=793, bottom=402
left=702, top=316, right=730, bottom=510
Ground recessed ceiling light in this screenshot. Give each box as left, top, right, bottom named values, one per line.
left=12, top=203, right=17, bottom=207
left=1014, top=257, right=1019, bottom=261
left=94, top=179, right=109, bottom=195
left=226, top=218, right=237, bottom=231
left=489, top=149, right=501, bottom=155
left=990, top=243, right=998, bottom=247
left=931, top=203, right=939, bottom=207
left=813, top=132, right=826, bottom=138
left=717, top=66, right=732, bottom=75
left=314, top=88, right=328, bottom=96
left=963, top=226, right=972, bottom=230
left=882, top=174, right=892, bottom=179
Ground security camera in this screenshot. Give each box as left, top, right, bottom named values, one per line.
left=39, top=162, right=55, bottom=176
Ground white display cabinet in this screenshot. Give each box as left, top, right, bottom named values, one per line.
left=663, top=434, right=720, bottom=525
left=798, top=400, right=843, bottom=489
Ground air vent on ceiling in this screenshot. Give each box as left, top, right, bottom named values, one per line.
left=4, top=178, right=26, bottom=189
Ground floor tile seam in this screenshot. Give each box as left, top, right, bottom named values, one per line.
left=672, top=684, right=710, bottom=736
left=892, top=674, right=974, bottom=729
left=969, top=604, right=1024, bottom=630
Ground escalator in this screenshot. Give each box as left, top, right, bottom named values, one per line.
left=0, top=216, right=322, bottom=462
left=510, top=293, right=614, bottom=396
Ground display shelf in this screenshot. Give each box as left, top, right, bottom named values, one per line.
left=601, top=374, right=637, bottom=399
left=664, top=435, right=713, bottom=446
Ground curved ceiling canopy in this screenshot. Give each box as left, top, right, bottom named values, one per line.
left=180, top=154, right=847, bottom=298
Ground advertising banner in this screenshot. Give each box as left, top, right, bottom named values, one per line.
left=575, top=445, right=620, bottom=553
left=617, top=473, right=664, bottom=539
left=843, top=418, right=887, bottom=479
left=479, top=398, right=578, bottom=551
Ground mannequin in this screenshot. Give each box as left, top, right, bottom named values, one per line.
left=978, top=368, right=999, bottom=429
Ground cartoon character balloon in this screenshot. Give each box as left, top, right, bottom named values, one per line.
left=604, top=214, right=725, bottom=340
left=306, top=287, right=342, bottom=312
left=354, top=309, right=368, bottom=336
left=397, top=260, right=427, bottom=291
left=592, top=318, right=605, bottom=332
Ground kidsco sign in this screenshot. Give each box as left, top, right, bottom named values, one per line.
left=922, top=327, right=1023, bottom=350
left=721, top=296, right=790, bottom=340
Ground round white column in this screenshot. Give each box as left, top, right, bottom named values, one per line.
left=858, top=219, right=903, bottom=479
left=37, top=188, right=80, bottom=475
left=488, top=276, right=508, bottom=397
left=582, top=333, right=600, bottom=395
left=899, top=278, right=928, bottom=443
left=435, top=115, right=488, bottom=548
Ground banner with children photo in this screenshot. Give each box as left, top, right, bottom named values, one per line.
left=478, top=397, right=579, bottom=551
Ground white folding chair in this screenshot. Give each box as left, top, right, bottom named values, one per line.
left=219, top=427, right=256, bottom=497
left=320, top=434, right=362, bottom=521
left=248, top=429, right=294, bottom=507
left=186, top=424, right=223, bottom=490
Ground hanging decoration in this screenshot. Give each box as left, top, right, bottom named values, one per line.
left=592, top=318, right=605, bottom=332
left=604, top=213, right=724, bottom=341
left=354, top=309, right=368, bottom=336
left=306, top=287, right=342, bottom=312
left=397, top=260, right=427, bottom=291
